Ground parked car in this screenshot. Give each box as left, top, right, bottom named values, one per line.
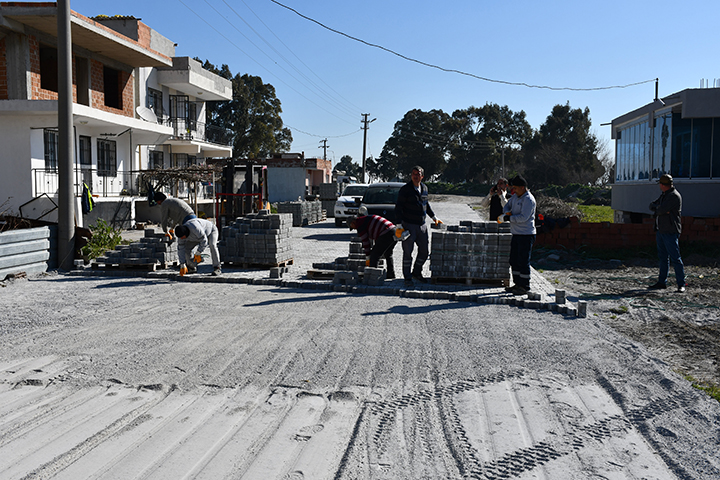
left=360, top=182, right=405, bottom=224
left=334, top=183, right=369, bottom=226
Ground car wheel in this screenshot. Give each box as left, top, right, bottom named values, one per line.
left=335, top=218, right=344, bottom=227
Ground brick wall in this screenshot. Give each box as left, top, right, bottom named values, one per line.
left=0, top=38, right=7, bottom=100
left=89, top=58, right=134, bottom=117
left=535, top=216, right=720, bottom=250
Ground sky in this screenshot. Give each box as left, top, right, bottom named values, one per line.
left=68, top=0, right=720, bottom=173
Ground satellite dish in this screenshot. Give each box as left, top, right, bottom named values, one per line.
left=136, top=106, right=158, bottom=123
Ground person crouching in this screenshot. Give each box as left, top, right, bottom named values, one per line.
left=348, top=215, right=398, bottom=279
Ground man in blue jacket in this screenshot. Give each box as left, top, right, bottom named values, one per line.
left=395, top=165, right=441, bottom=286
left=501, top=175, right=536, bottom=295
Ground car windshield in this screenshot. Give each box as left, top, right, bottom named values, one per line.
left=363, top=186, right=401, bottom=204
left=342, top=185, right=367, bottom=196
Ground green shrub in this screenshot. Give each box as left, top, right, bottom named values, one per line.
left=81, top=219, right=124, bottom=259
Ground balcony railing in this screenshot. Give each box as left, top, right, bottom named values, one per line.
left=32, top=168, right=216, bottom=200
left=166, top=118, right=232, bottom=146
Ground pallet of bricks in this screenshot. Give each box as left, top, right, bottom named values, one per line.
left=319, top=182, right=338, bottom=218
left=429, top=221, right=512, bottom=286
left=92, top=228, right=178, bottom=271
left=219, top=210, right=294, bottom=267
left=276, top=200, right=323, bottom=227
left=311, top=236, right=386, bottom=286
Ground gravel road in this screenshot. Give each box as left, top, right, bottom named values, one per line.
left=1, top=196, right=719, bottom=479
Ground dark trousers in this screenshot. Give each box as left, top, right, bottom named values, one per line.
left=509, top=234, right=535, bottom=289
left=402, top=223, right=429, bottom=280
left=370, top=230, right=396, bottom=276
left=656, top=232, right=685, bottom=287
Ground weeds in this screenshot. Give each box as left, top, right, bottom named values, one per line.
left=81, top=219, right=124, bottom=260
left=685, top=375, right=720, bottom=403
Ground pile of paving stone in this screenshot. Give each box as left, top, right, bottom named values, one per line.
left=430, top=221, right=512, bottom=282
left=319, top=183, right=338, bottom=218
left=219, top=211, right=294, bottom=266
left=93, top=228, right=178, bottom=269
left=276, top=200, right=323, bottom=226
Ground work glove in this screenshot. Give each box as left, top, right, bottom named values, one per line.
left=497, top=214, right=511, bottom=224
left=193, top=254, right=203, bottom=264
left=432, top=217, right=443, bottom=225
left=179, top=264, right=188, bottom=276
left=394, top=226, right=410, bottom=242
left=365, top=256, right=371, bottom=267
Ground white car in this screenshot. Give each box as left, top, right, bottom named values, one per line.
left=334, top=183, right=369, bottom=226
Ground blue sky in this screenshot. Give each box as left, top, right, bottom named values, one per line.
left=70, top=0, right=719, bottom=172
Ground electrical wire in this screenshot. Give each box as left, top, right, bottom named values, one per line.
left=286, top=125, right=361, bottom=138
left=269, top=0, right=656, bottom=92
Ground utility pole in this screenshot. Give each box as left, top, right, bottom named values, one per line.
left=58, top=0, right=75, bottom=271
left=319, top=138, right=329, bottom=161
left=361, top=114, right=376, bottom=183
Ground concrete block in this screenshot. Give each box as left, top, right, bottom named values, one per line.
left=577, top=301, right=588, bottom=318
left=555, top=289, right=566, bottom=304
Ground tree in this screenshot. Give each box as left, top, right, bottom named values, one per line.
left=373, top=109, right=452, bottom=181
left=445, top=104, right=532, bottom=183
left=522, top=103, right=604, bottom=188
left=333, top=155, right=361, bottom=178
left=200, top=60, right=292, bottom=158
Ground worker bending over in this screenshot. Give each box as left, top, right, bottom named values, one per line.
left=349, top=215, right=398, bottom=280
left=175, top=218, right=221, bottom=276
left=154, top=192, right=196, bottom=241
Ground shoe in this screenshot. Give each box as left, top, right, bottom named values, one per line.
left=647, top=282, right=666, bottom=290
left=412, top=273, right=428, bottom=284
left=504, top=286, right=515, bottom=293
left=187, top=266, right=197, bottom=274
left=511, top=285, right=529, bottom=295
left=404, top=279, right=413, bottom=287
left=386, top=272, right=396, bottom=280
left=212, top=268, right=222, bottom=276
left=677, top=285, right=686, bottom=293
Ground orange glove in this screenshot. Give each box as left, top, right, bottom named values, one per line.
left=179, top=264, right=188, bottom=276
left=433, top=217, right=443, bottom=225
left=365, top=258, right=371, bottom=267
left=193, top=254, right=203, bottom=264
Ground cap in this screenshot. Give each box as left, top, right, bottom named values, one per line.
left=511, top=175, right=527, bottom=187
left=658, top=174, right=673, bottom=185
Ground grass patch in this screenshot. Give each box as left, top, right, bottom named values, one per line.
left=685, top=375, right=720, bottom=403
left=577, top=205, right=614, bottom=223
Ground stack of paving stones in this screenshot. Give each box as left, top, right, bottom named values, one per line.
left=429, top=221, right=512, bottom=283
left=277, top=200, right=323, bottom=226
left=319, top=183, right=338, bottom=218
left=93, top=228, right=177, bottom=269
left=218, top=210, right=294, bottom=266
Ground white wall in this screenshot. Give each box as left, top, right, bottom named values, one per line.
left=0, top=115, right=44, bottom=215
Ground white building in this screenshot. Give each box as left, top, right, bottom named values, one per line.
left=0, top=4, right=232, bottom=227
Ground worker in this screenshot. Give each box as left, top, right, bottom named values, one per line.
left=348, top=214, right=398, bottom=279
left=154, top=192, right=196, bottom=242
left=175, top=218, right=221, bottom=276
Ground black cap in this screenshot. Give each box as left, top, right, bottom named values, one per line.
left=511, top=175, right=527, bottom=187
left=657, top=174, right=673, bottom=185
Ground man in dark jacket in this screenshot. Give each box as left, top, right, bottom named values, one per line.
left=394, top=166, right=441, bottom=286
left=648, top=174, right=686, bottom=292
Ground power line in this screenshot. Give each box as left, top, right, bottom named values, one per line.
left=269, top=0, right=656, bottom=92
left=285, top=125, right=361, bottom=138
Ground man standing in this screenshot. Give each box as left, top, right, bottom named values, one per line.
left=395, top=165, right=441, bottom=286
left=648, top=174, right=686, bottom=292
left=501, top=175, right=536, bottom=295
left=480, top=177, right=510, bottom=221
left=349, top=214, right=398, bottom=279
left=154, top=192, right=196, bottom=241
left=175, top=217, right=222, bottom=276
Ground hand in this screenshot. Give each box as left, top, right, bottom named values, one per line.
left=179, top=264, right=188, bottom=276
left=433, top=217, right=443, bottom=225
left=193, top=254, right=203, bottom=264
left=365, top=259, right=371, bottom=267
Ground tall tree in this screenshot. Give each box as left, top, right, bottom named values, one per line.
left=200, top=60, right=292, bottom=158
left=333, top=155, right=361, bottom=178
left=522, top=103, right=603, bottom=187
left=373, top=109, right=452, bottom=181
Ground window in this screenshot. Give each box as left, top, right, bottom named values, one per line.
left=671, top=113, right=691, bottom=178
left=149, top=150, right=164, bottom=169
left=653, top=113, right=672, bottom=178
left=97, top=139, right=117, bottom=176
left=43, top=129, right=59, bottom=170
left=147, top=88, right=163, bottom=121
left=39, top=45, right=58, bottom=92
left=691, top=118, right=712, bottom=178
left=713, top=119, right=720, bottom=178
left=103, top=66, right=121, bottom=109
left=79, top=135, right=91, bottom=166
left=76, top=57, right=89, bottom=106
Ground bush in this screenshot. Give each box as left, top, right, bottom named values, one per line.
left=81, top=219, right=124, bottom=259
left=534, top=193, right=583, bottom=219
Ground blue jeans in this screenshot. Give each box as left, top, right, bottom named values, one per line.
left=656, top=232, right=685, bottom=288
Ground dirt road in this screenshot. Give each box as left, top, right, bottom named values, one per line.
left=1, top=197, right=719, bottom=479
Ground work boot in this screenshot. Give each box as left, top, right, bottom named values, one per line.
left=386, top=271, right=396, bottom=280
left=212, top=267, right=222, bottom=276
left=677, top=285, right=686, bottom=293
left=187, top=266, right=197, bottom=274
left=404, top=279, right=413, bottom=287
left=511, top=285, right=529, bottom=295
left=647, top=282, right=666, bottom=290
left=412, top=272, right=428, bottom=284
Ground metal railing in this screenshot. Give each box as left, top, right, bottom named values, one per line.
left=32, top=167, right=216, bottom=200
left=165, top=118, right=232, bottom=146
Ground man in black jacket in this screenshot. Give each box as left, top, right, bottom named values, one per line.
left=648, top=174, right=686, bottom=292
left=395, top=166, right=441, bottom=286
